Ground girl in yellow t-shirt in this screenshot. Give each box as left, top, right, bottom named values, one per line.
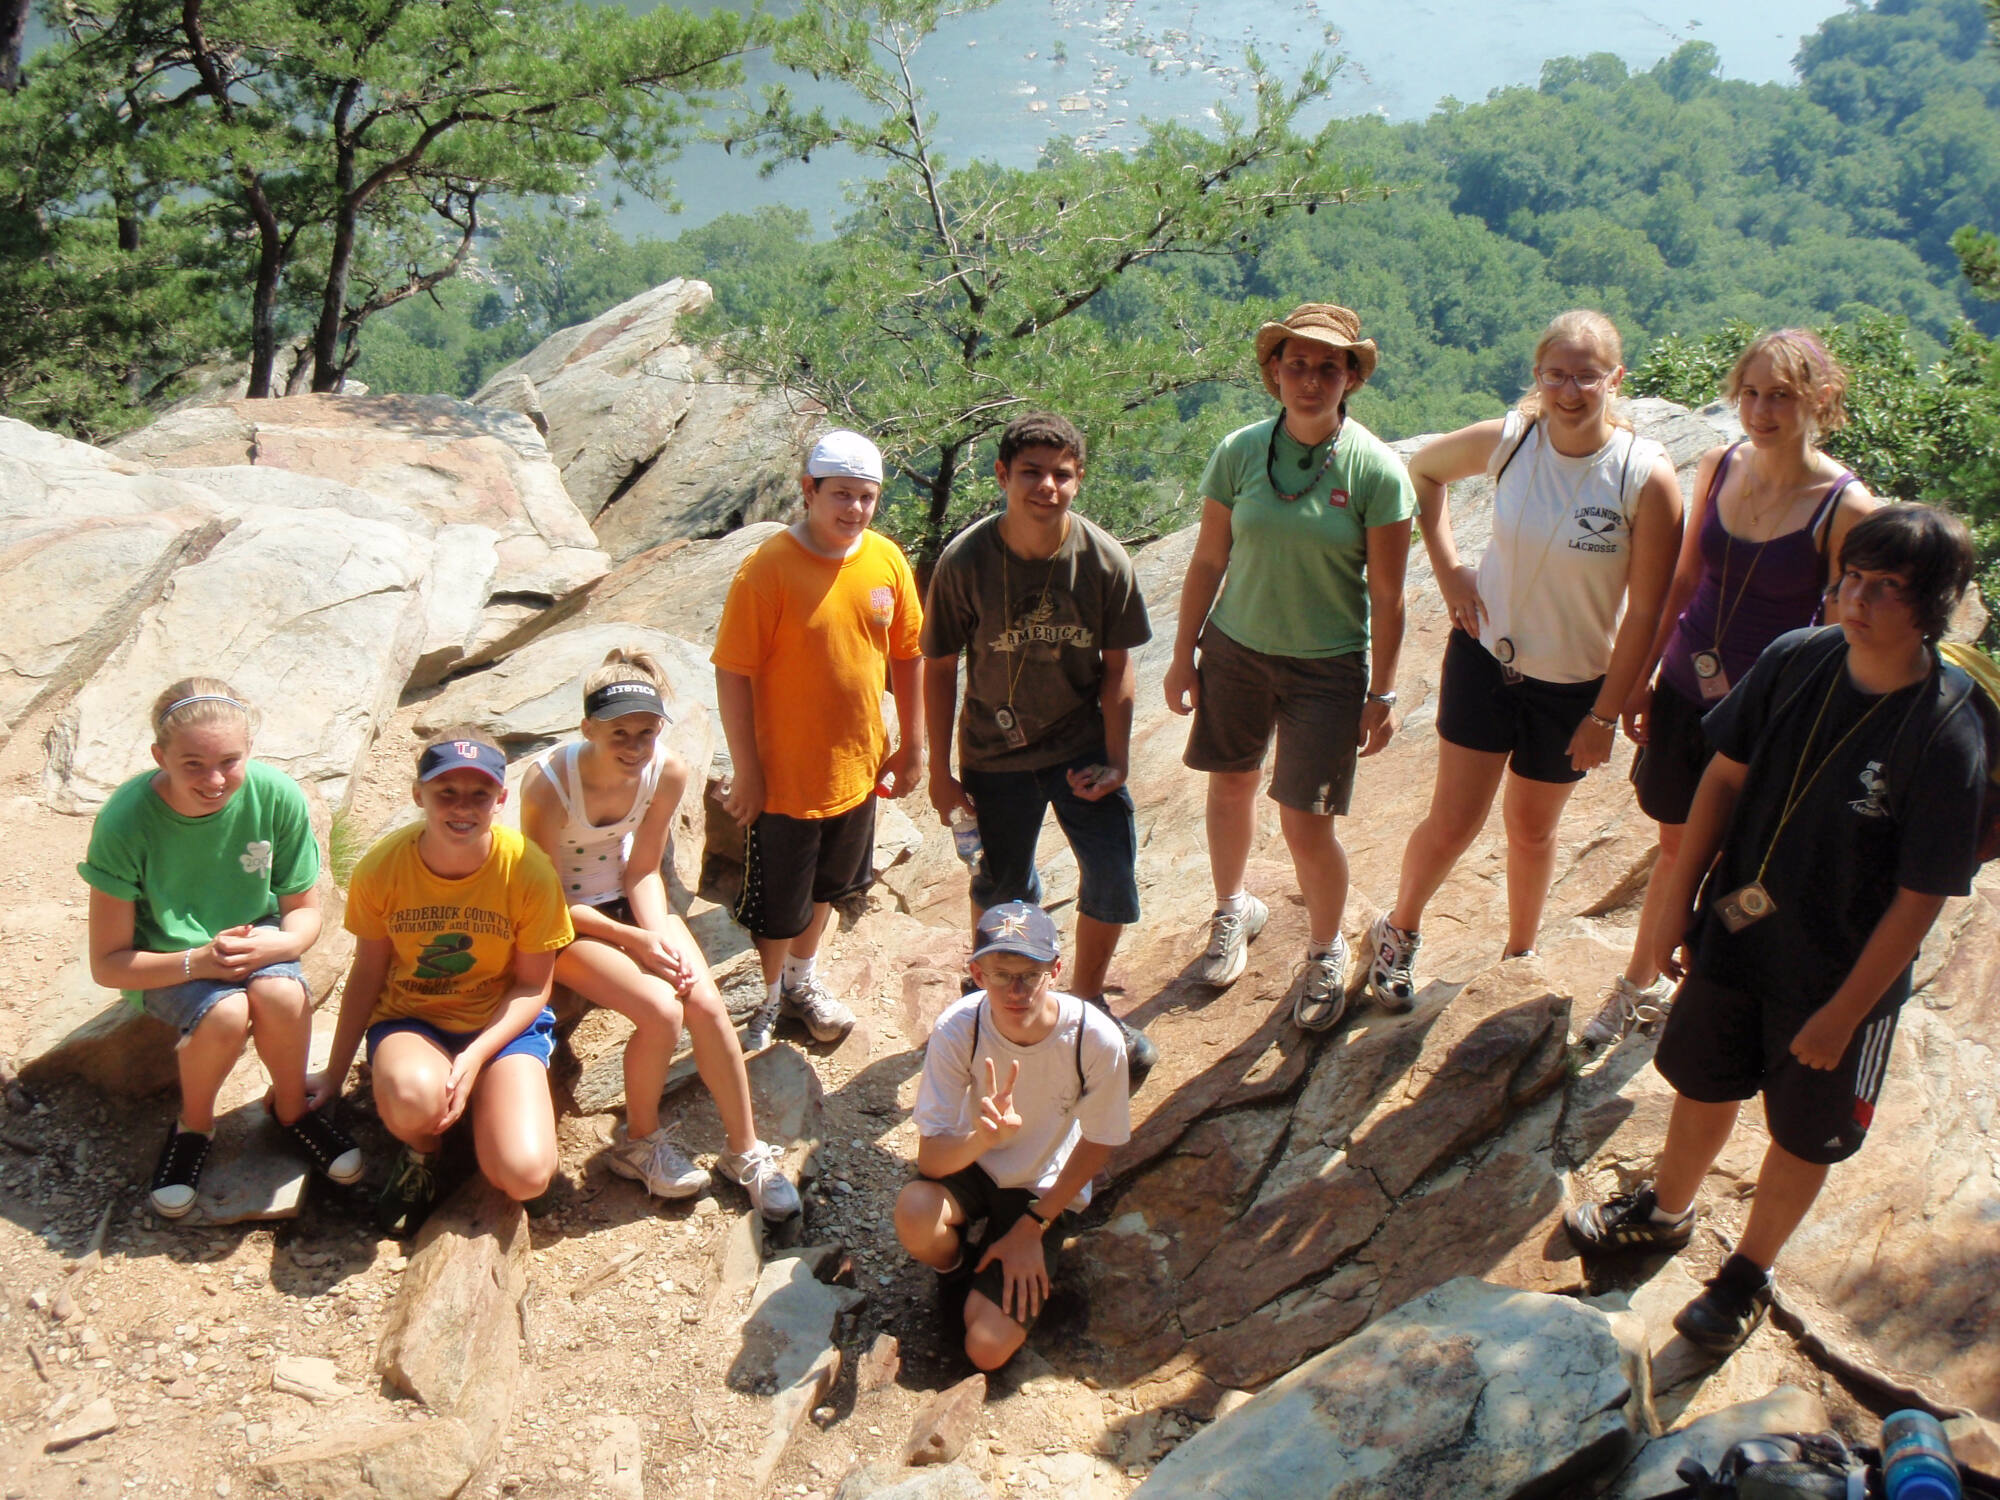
left=311, top=728, right=574, bottom=1236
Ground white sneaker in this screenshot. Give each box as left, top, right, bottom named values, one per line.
left=607, top=1125, right=709, bottom=1200
left=1194, top=896, right=1268, bottom=986
left=1577, top=976, right=1674, bottom=1047
left=742, top=993, right=781, bottom=1053
left=1364, top=915, right=1421, bottom=1012
left=781, top=975, right=855, bottom=1044
left=718, top=1140, right=802, bottom=1221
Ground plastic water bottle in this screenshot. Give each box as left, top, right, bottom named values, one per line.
left=1882, top=1411, right=1961, bottom=1500
left=949, top=807, right=982, bottom=868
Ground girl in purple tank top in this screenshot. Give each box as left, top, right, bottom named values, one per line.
left=1578, top=330, right=1878, bottom=1048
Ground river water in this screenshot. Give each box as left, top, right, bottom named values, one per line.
left=628, top=0, right=1846, bottom=235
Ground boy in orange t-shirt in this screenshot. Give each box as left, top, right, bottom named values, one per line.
left=713, top=430, right=925, bottom=1051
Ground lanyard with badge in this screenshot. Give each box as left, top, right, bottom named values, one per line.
left=1716, top=658, right=1923, bottom=932
left=995, top=540, right=1059, bottom=749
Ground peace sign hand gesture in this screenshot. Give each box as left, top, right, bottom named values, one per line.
left=975, top=1057, right=1023, bottom=1149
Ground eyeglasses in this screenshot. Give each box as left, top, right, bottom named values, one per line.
left=1837, top=569, right=1912, bottom=608
left=1535, top=368, right=1610, bottom=391
left=980, top=967, right=1053, bottom=995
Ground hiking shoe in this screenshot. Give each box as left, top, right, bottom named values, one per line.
left=149, top=1126, right=213, bottom=1220
left=1291, top=935, right=1352, bottom=1033
left=282, top=1107, right=364, bottom=1186
left=1564, top=1182, right=1695, bottom=1256
left=1363, top=915, right=1421, bottom=1012
left=1194, top=896, right=1268, bottom=986
left=741, top=992, right=782, bottom=1053
left=717, top=1140, right=801, bottom=1221
left=1576, top=976, right=1674, bottom=1047
left=607, top=1124, right=709, bottom=1200
left=375, top=1146, right=439, bottom=1238
left=782, top=975, right=856, bottom=1044
left=1673, top=1258, right=1773, bottom=1354
left=1085, top=993, right=1157, bottom=1090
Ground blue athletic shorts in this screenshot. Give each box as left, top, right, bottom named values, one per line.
left=365, top=1006, right=558, bottom=1069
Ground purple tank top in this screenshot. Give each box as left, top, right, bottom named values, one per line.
left=1659, top=444, right=1852, bottom=704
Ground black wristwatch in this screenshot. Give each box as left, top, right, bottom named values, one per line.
left=1366, top=690, right=1397, bottom=707
left=1024, top=1205, right=1054, bottom=1229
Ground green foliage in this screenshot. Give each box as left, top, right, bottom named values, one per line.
left=711, top=0, right=1381, bottom=564
left=1, top=0, right=754, bottom=434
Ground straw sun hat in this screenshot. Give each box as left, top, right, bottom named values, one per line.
left=1254, top=303, right=1379, bottom=399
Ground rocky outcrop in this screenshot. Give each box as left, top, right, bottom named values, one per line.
left=473, top=282, right=809, bottom=559
left=1136, top=1277, right=1652, bottom=1499
left=107, top=391, right=609, bottom=686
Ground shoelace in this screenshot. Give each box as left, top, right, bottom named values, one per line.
left=395, top=1156, right=435, bottom=1202
left=1205, top=913, right=1245, bottom=955
left=154, top=1132, right=210, bottom=1187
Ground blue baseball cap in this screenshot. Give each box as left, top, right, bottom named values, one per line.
left=417, top=739, right=507, bottom=786
left=972, top=901, right=1061, bottom=964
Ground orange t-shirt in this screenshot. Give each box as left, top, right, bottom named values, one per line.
left=712, top=528, right=924, bottom=818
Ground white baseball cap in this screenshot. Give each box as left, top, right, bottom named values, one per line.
left=805, top=429, right=884, bottom=483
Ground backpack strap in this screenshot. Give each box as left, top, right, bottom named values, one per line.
left=1492, top=414, right=1538, bottom=486
left=1075, top=999, right=1087, bottom=1094
left=1810, top=472, right=1855, bottom=563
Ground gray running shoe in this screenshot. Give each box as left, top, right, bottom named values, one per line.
left=1577, top=976, right=1675, bottom=1047
left=1291, top=935, right=1351, bottom=1032
left=742, top=992, right=782, bottom=1053
left=607, top=1125, right=709, bottom=1200
left=782, top=974, right=856, bottom=1043
left=717, top=1140, right=802, bottom=1221
left=1364, top=915, right=1421, bottom=1012
left=1194, top=896, right=1268, bottom=986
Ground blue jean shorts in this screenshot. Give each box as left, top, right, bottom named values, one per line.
left=959, top=747, right=1141, bottom=926
left=364, top=1006, right=558, bottom=1069
left=142, top=941, right=308, bottom=1041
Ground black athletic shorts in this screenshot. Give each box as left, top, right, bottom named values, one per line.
left=1434, top=628, right=1603, bottom=786
left=929, top=1162, right=1073, bottom=1332
left=734, top=797, right=877, bottom=941
left=1629, top=678, right=1714, bottom=826
left=1653, top=971, right=1902, bottom=1166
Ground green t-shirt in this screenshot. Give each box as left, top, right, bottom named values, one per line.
left=1198, top=415, right=1417, bottom=659
left=78, top=760, right=321, bottom=998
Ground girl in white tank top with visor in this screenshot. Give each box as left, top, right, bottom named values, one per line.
left=1364, top=310, right=1685, bottom=1012
left=521, top=648, right=798, bottom=1220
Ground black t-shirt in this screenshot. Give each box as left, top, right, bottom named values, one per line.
left=921, top=512, right=1153, bottom=772
left=1693, top=627, right=1988, bottom=1012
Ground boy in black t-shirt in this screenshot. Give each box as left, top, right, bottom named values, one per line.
left=923, top=412, right=1159, bottom=1084
left=1565, top=504, right=1987, bottom=1355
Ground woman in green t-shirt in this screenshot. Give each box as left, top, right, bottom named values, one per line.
left=79, top=677, right=359, bottom=1221
left=1164, top=303, right=1417, bottom=1033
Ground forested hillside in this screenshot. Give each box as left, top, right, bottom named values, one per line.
left=5, top=0, right=1996, bottom=597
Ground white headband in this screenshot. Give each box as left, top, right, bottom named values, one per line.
left=162, top=694, right=244, bottom=718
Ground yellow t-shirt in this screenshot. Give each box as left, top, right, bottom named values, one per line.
left=345, top=823, right=574, bottom=1033
left=711, top=528, right=924, bottom=819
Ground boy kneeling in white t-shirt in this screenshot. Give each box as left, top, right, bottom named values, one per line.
left=895, top=902, right=1131, bottom=1370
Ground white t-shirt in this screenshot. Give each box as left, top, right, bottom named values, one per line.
left=1474, top=412, right=1666, bottom=684
left=912, top=992, right=1130, bottom=1202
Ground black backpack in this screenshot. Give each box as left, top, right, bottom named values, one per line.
left=1647, top=1431, right=1866, bottom=1500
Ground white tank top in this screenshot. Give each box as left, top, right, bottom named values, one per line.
left=529, top=739, right=671, bottom=907
left=1473, top=411, right=1664, bottom=684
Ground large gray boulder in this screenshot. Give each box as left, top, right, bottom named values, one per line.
left=474, top=281, right=807, bottom=558
left=43, top=501, right=430, bottom=812
left=106, top=392, right=608, bottom=682
left=1135, top=1277, right=1650, bottom=1499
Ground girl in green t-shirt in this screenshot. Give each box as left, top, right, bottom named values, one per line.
left=79, top=677, right=359, bottom=1221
